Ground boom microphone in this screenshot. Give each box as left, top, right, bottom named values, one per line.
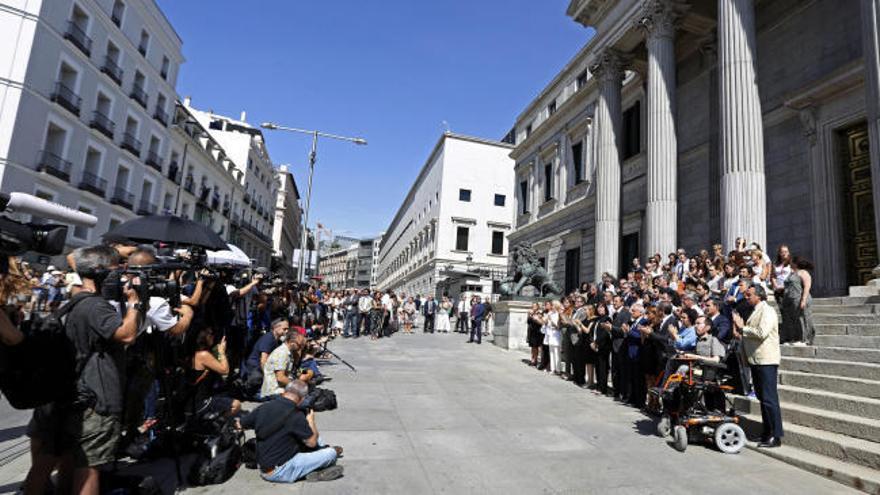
left=0, top=192, right=97, bottom=227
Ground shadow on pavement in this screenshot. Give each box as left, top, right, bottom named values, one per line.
left=0, top=425, right=26, bottom=443
left=0, top=480, right=23, bottom=493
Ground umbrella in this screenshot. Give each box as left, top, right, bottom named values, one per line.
left=206, top=244, right=251, bottom=267
left=103, top=215, right=228, bottom=250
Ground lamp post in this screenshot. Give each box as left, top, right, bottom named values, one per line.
left=260, top=122, right=367, bottom=283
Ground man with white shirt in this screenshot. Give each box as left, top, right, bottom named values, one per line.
left=455, top=295, right=470, bottom=334
left=357, top=289, right=372, bottom=336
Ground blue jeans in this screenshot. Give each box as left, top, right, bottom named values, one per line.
left=344, top=311, right=359, bottom=337
left=261, top=446, right=337, bottom=483
left=470, top=319, right=482, bottom=343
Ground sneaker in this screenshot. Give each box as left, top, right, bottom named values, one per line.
left=793, top=341, right=807, bottom=347
left=305, top=464, right=344, bottom=482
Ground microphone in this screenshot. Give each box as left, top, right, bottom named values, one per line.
left=0, top=192, right=98, bottom=227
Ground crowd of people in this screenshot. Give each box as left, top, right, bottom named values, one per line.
left=522, top=240, right=814, bottom=450
left=0, top=239, right=357, bottom=493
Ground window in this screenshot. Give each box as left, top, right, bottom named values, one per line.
left=494, top=194, right=506, bottom=207
left=138, top=30, right=150, bottom=56
left=565, top=248, right=581, bottom=294
left=547, top=100, right=556, bottom=116
left=491, top=231, right=504, bottom=255
left=544, top=163, right=553, bottom=202
left=525, top=123, right=532, bottom=138
left=111, top=0, right=124, bottom=26
left=459, top=188, right=471, bottom=202
left=622, top=101, right=641, bottom=160
left=576, top=70, right=588, bottom=90
left=73, top=205, right=93, bottom=240
left=572, top=141, right=584, bottom=184
left=109, top=217, right=122, bottom=231
left=160, top=56, right=170, bottom=80
left=519, top=180, right=529, bottom=215
left=455, top=226, right=469, bottom=251
left=538, top=257, right=546, bottom=268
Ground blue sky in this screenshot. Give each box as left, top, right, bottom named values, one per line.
left=157, top=0, right=591, bottom=238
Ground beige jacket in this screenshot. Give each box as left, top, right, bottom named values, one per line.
left=741, top=300, right=781, bottom=365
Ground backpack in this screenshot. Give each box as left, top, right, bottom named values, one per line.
left=188, top=419, right=243, bottom=486
left=0, top=293, right=100, bottom=409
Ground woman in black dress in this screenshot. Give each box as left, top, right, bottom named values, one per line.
left=570, top=302, right=595, bottom=387
left=526, top=302, right=544, bottom=367
left=190, top=327, right=241, bottom=418
left=589, top=303, right=612, bottom=394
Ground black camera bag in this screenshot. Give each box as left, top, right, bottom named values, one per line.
left=0, top=293, right=100, bottom=409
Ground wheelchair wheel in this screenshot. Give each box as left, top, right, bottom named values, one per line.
left=656, top=414, right=671, bottom=438
left=673, top=426, right=688, bottom=452
left=714, top=422, right=746, bottom=454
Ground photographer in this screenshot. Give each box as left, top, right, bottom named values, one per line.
left=239, top=380, right=343, bottom=483
left=243, top=317, right=290, bottom=398
left=27, top=246, right=141, bottom=495
left=227, top=270, right=264, bottom=371
left=261, top=330, right=310, bottom=399
left=115, top=247, right=194, bottom=336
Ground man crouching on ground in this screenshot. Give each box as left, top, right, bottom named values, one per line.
left=239, top=380, right=343, bottom=483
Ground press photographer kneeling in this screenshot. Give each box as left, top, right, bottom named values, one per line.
left=239, top=380, right=343, bottom=483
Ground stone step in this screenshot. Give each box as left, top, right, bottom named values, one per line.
left=813, top=305, right=878, bottom=316
left=782, top=345, right=880, bottom=364
left=814, top=314, right=879, bottom=325
left=740, top=412, right=880, bottom=471
left=746, top=442, right=880, bottom=494
left=813, top=335, right=880, bottom=349
left=779, top=385, right=880, bottom=420
left=814, top=324, right=880, bottom=336
left=735, top=396, right=880, bottom=444
left=779, top=370, right=880, bottom=400
left=850, top=285, right=880, bottom=298
left=782, top=356, right=880, bottom=381
left=814, top=296, right=870, bottom=306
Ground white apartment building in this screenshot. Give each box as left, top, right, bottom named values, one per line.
left=272, top=164, right=302, bottom=276
left=369, top=233, right=383, bottom=289
left=376, top=132, right=514, bottom=300
left=0, top=0, right=183, bottom=248
left=187, top=104, right=277, bottom=267
left=319, top=244, right=357, bottom=289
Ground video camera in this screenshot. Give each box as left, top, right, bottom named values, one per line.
left=0, top=192, right=98, bottom=260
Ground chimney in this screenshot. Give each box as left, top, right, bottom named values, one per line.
left=183, top=95, right=191, bottom=106
left=240, top=110, right=247, bottom=122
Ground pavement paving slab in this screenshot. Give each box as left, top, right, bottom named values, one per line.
left=0, top=331, right=863, bottom=494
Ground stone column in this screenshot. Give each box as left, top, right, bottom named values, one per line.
left=718, top=0, right=767, bottom=251
left=590, top=49, right=627, bottom=281
left=861, top=0, right=880, bottom=269
left=639, top=0, right=687, bottom=256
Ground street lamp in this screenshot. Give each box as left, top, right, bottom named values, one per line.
left=261, top=121, right=367, bottom=283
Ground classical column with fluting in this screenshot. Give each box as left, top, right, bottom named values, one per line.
left=861, top=0, right=880, bottom=266
left=639, top=0, right=687, bottom=256
left=718, top=0, right=767, bottom=251
left=590, top=49, right=627, bottom=281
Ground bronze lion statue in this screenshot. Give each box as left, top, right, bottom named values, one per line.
left=499, top=243, right=563, bottom=298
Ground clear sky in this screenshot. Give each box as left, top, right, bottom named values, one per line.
left=157, top=0, right=591, bottom=239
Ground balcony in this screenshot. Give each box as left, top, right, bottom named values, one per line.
left=167, top=162, right=180, bottom=183
left=36, top=151, right=72, bottom=182
left=64, top=21, right=92, bottom=56
left=89, top=111, right=115, bottom=139
left=79, top=171, right=106, bottom=198
left=137, top=199, right=157, bottom=216
left=145, top=151, right=163, bottom=171
left=184, top=177, right=195, bottom=194
left=222, top=202, right=231, bottom=217
left=160, top=67, right=168, bottom=80
left=211, top=194, right=220, bottom=210
left=231, top=212, right=241, bottom=225
left=51, top=82, right=81, bottom=116
left=198, top=186, right=210, bottom=204
left=121, top=132, right=141, bottom=157
left=153, top=107, right=168, bottom=126
left=110, top=187, right=134, bottom=210
left=243, top=193, right=251, bottom=204
left=130, top=85, right=148, bottom=109
left=138, top=44, right=147, bottom=57
left=101, top=56, right=123, bottom=86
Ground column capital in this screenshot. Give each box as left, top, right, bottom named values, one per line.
left=589, top=48, right=629, bottom=84
left=636, top=0, right=689, bottom=39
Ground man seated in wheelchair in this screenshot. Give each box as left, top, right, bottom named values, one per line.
left=655, top=315, right=728, bottom=411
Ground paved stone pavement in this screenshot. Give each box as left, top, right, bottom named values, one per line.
left=0, top=332, right=858, bottom=494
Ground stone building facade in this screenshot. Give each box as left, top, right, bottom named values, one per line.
left=509, top=0, right=880, bottom=296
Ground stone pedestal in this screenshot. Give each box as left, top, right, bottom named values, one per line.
left=491, top=299, right=534, bottom=351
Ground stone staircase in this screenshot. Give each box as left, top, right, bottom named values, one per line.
left=735, top=291, right=880, bottom=494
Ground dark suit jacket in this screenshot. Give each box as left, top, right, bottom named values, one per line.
left=610, top=308, right=631, bottom=353
left=710, top=313, right=732, bottom=344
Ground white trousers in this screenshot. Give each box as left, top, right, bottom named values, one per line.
left=549, top=345, right=562, bottom=373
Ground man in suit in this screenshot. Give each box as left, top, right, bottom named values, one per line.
left=608, top=295, right=631, bottom=401
left=733, top=283, right=783, bottom=448
left=468, top=296, right=486, bottom=344
left=705, top=297, right=732, bottom=345
left=422, top=296, right=437, bottom=334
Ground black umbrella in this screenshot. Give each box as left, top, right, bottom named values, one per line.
left=103, top=215, right=228, bottom=250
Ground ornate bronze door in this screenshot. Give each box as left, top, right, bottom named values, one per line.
left=842, top=124, right=878, bottom=286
